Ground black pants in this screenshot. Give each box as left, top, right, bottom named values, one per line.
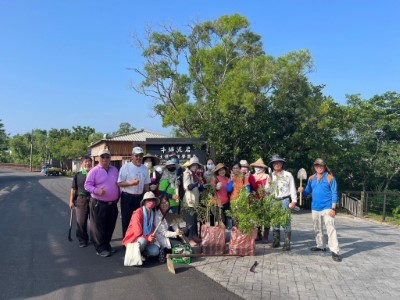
left=75, top=195, right=90, bottom=243
left=89, top=198, right=118, bottom=253
left=120, top=192, right=143, bottom=238
left=184, top=208, right=198, bottom=240
left=210, top=202, right=232, bottom=228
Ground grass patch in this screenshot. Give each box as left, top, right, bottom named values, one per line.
left=363, top=212, right=400, bottom=226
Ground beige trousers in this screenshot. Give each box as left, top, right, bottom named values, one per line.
left=312, top=209, right=340, bottom=254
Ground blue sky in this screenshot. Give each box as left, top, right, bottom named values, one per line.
left=1, top=0, right=399, bottom=137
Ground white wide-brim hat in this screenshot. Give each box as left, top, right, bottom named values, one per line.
left=140, top=191, right=160, bottom=206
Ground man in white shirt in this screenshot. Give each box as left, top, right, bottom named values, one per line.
left=269, top=155, right=297, bottom=251
left=118, top=147, right=151, bottom=238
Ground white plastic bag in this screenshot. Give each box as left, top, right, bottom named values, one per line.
left=124, top=242, right=143, bottom=266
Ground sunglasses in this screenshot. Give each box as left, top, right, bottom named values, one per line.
left=100, top=155, right=111, bottom=159
left=133, top=154, right=143, bottom=158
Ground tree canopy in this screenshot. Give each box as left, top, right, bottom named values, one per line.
left=2, top=122, right=137, bottom=167
left=0, top=119, right=9, bottom=162
left=131, top=14, right=399, bottom=191
left=1, top=15, right=398, bottom=192
left=112, top=122, right=137, bottom=136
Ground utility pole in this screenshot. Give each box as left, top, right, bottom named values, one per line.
left=29, top=129, right=33, bottom=172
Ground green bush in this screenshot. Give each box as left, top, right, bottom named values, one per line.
left=227, top=188, right=291, bottom=236
left=393, top=206, right=400, bottom=219
left=63, top=170, right=75, bottom=177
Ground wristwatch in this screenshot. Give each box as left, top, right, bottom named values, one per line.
left=331, top=208, right=336, bottom=211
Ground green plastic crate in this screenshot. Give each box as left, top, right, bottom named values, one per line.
left=171, top=243, right=192, bottom=264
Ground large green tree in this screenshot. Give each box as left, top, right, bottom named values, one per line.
left=48, top=126, right=97, bottom=167
left=7, top=130, right=46, bottom=165
left=339, top=92, right=400, bottom=191
left=7, top=126, right=103, bottom=167
left=132, top=14, right=327, bottom=164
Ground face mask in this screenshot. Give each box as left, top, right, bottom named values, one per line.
left=167, top=167, right=176, bottom=172
left=207, top=164, right=215, bottom=170
left=144, top=162, right=152, bottom=168
left=241, top=167, right=248, bottom=174
left=190, top=165, right=198, bottom=172
left=145, top=201, right=156, bottom=210
left=254, top=167, right=264, bottom=174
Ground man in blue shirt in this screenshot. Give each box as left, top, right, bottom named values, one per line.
left=298, top=158, right=342, bottom=262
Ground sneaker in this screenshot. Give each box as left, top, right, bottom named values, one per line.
left=79, top=242, right=88, bottom=248
left=332, top=252, right=342, bottom=262
left=107, top=246, right=117, bottom=254
left=96, top=250, right=111, bottom=257
left=141, top=255, right=146, bottom=262
left=310, top=246, right=326, bottom=252
left=158, top=247, right=166, bottom=264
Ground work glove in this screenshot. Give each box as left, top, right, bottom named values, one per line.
left=187, top=183, right=198, bottom=191
left=216, top=182, right=222, bottom=190
left=150, top=184, right=157, bottom=191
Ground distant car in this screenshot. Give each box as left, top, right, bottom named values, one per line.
left=41, top=164, right=62, bottom=176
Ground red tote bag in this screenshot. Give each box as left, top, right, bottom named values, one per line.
left=228, top=226, right=257, bottom=256
left=200, top=224, right=226, bottom=255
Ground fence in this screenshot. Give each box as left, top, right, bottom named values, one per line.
left=341, top=191, right=400, bottom=221
left=0, top=163, right=42, bottom=172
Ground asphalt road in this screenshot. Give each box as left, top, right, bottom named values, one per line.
left=0, top=170, right=241, bottom=300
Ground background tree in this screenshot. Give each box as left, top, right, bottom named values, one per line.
left=131, top=14, right=399, bottom=191
left=8, top=134, right=30, bottom=164
left=111, top=122, right=136, bottom=136
left=132, top=14, right=321, bottom=164
left=5, top=126, right=103, bottom=168
left=0, top=119, right=10, bottom=162
left=47, top=126, right=98, bottom=167
left=339, top=92, right=400, bottom=191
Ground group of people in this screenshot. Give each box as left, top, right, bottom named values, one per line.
left=69, top=147, right=342, bottom=263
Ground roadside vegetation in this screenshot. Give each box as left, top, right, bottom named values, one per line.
left=0, top=14, right=398, bottom=195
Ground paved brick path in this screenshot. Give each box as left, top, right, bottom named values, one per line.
left=187, top=211, right=400, bottom=299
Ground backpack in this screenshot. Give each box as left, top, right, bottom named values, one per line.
left=309, top=173, right=333, bottom=186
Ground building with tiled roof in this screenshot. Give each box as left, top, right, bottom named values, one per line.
left=90, top=129, right=208, bottom=168
left=94, top=129, right=170, bottom=143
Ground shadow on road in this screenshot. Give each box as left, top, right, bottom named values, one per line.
left=0, top=171, right=240, bottom=299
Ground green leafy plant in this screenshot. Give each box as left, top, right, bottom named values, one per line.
left=193, top=185, right=222, bottom=224
left=393, top=206, right=400, bottom=219
left=181, top=185, right=220, bottom=224
left=227, top=187, right=291, bottom=236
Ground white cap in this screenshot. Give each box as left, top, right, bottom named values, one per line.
left=132, top=147, right=144, bottom=154
left=98, top=149, right=111, bottom=156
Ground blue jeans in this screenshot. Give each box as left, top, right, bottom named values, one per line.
left=137, top=237, right=160, bottom=257
left=272, top=197, right=291, bottom=233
